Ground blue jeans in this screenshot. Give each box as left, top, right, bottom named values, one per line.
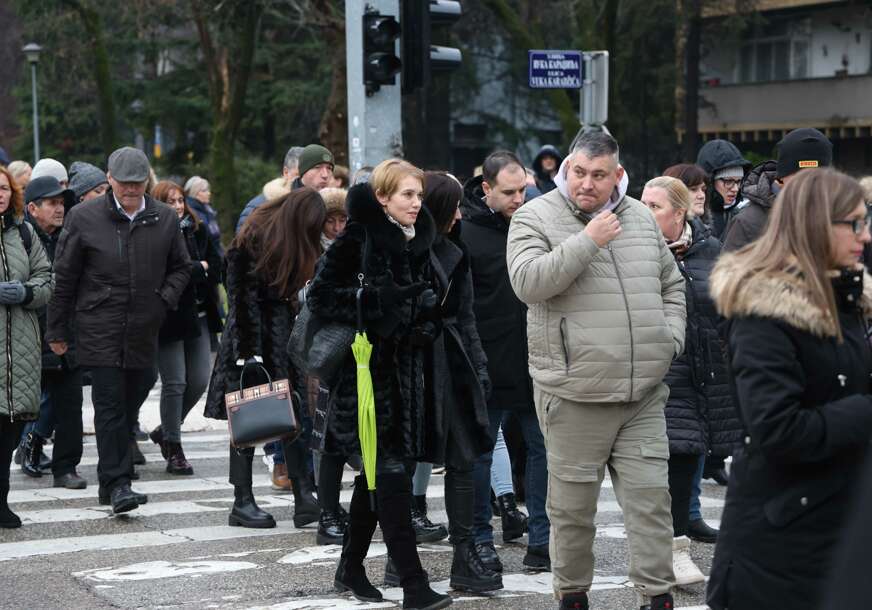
left=21, top=390, right=55, bottom=442
left=490, top=426, right=514, bottom=497
left=474, top=410, right=549, bottom=547
left=689, top=453, right=705, bottom=521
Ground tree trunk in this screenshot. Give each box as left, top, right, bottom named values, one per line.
left=318, top=28, right=348, bottom=166
left=682, top=0, right=701, bottom=161
left=66, top=0, right=119, bottom=156
left=210, top=120, right=238, bottom=236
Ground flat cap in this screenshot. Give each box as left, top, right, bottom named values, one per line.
left=108, top=146, right=150, bottom=182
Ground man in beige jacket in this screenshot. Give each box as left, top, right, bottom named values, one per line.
left=507, top=130, right=686, bottom=610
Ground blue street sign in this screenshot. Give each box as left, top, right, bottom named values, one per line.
left=528, top=50, right=582, bottom=89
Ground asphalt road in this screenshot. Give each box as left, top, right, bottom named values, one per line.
left=2, top=386, right=724, bottom=610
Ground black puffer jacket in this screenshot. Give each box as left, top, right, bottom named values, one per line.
left=722, top=160, right=778, bottom=252
left=460, top=176, right=534, bottom=413
left=532, top=145, right=563, bottom=194
left=422, top=227, right=493, bottom=466
left=664, top=218, right=738, bottom=456
left=707, top=258, right=872, bottom=610
left=204, top=243, right=296, bottom=420
left=306, top=183, right=436, bottom=459
left=160, top=215, right=223, bottom=344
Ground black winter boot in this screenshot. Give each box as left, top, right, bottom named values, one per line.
left=227, top=446, right=275, bottom=528
left=560, top=592, right=590, bottom=610
left=318, top=509, right=347, bottom=545
left=0, top=480, right=21, bottom=528
left=496, top=493, right=527, bottom=541
left=334, top=475, right=382, bottom=602
left=450, top=540, right=502, bottom=593
left=640, top=593, right=674, bottom=610
left=284, top=439, right=319, bottom=527
left=130, top=440, right=146, bottom=466
left=166, top=442, right=194, bottom=475
left=229, top=486, right=276, bottom=528
left=412, top=494, right=448, bottom=543
left=21, top=431, right=44, bottom=478
left=376, top=472, right=451, bottom=610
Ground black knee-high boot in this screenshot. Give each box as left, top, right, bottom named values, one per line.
left=282, top=437, right=319, bottom=527
left=377, top=472, right=452, bottom=610
left=0, top=480, right=20, bottom=529
left=228, top=445, right=275, bottom=528
left=317, top=452, right=347, bottom=544
left=334, top=474, right=382, bottom=602
left=445, top=467, right=502, bottom=593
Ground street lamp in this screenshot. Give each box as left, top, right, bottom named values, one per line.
left=22, top=43, right=42, bottom=163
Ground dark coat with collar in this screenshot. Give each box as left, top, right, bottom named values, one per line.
left=46, top=192, right=191, bottom=369
left=204, top=241, right=297, bottom=420
left=28, top=218, right=78, bottom=373
left=306, top=183, right=436, bottom=459
left=460, top=176, right=534, bottom=413
left=664, top=218, right=738, bottom=457
left=722, top=160, right=778, bottom=252
left=422, top=226, right=493, bottom=466
left=706, top=256, right=872, bottom=610
left=159, top=215, right=223, bottom=344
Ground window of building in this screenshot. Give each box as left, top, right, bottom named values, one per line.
left=737, top=18, right=810, bottom=83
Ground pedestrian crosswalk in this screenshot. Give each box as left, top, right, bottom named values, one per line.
left=5, top=428, right=725, bottom=609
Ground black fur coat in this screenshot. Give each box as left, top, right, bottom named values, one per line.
left=306, top=183, right=436, bottom=459
left=204, top=244, right=296, bottom=420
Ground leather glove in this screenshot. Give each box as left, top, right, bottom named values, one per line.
left=378, top=281, right=427, bottom=307
left=410, top=320, right=442, bottom=346
left=0, top=281, right=26, bottom=305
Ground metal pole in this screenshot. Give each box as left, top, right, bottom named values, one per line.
left=31, top=62, right=40, bottom=163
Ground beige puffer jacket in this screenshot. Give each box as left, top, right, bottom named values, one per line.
left=507, top=184, right=686, bottom=404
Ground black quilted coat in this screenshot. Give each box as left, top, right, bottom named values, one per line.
left=306, top=183, right=436, bottom=459
left=204, top=243, right=296, bottom=420
left=421, top=227, right=493, bottom=466
left=664, top=218, right=739, bottom=457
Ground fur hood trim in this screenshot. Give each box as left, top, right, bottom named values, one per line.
left=345, top=182, right=436, bottom=256
left=263, top=177, right=291, bottom=201
left=710, top=253, right=872, bottom=338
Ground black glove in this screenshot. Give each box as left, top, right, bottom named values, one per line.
left=378, top=281, right=427, bottom=307
left=411, top=320, right=442, bottom=346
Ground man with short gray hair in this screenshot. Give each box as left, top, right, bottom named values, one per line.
left=47, top=146, right=191, bottom=514
left=507, top=131, right=686, bottom=610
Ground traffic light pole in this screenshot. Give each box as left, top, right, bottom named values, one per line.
left=346, top=0, right=404, bottom=175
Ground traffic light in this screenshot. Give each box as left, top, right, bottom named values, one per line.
left=401, top=0, right=463, bottom=93
left=363, top=8, right=402, bottom=94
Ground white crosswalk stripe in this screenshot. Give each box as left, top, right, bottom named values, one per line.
left=8, top=428, right=724, bottom=609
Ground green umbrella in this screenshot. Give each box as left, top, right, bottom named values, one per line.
left=352, top=329, right=377, bottom=508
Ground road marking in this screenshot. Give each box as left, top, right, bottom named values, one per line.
left=74, top=559, right=258, bottom=581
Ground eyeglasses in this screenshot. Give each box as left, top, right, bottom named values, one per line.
left=832, top=216, right=872, bottom=236
left=716, top=178, right=742, bottom=189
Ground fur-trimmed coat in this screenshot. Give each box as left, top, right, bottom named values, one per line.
left=306, top=183, right=436, bottom=459
left=422, top=227, right=493, bottom=466
left=204, top=244, right=296, bottom=420
left=706, top=256, right=872, bottom=610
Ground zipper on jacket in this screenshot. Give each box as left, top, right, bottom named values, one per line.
left=116, top=227, right=123, bottom=261
left=608, top=243, right=635, bottom=401
left=559, top=317, right=570, bottom=373
left=0, top=221, right=14, bottom=420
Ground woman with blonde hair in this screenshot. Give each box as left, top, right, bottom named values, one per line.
left=706, top=169, right=872, bottom=610
left=641, top=176, right=736, bottom=584
left=307, top=159, right=451, bottom=609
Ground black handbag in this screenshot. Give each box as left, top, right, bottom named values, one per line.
left=225, top=362, right=301, bottom=448
left=288, top=228, right=371, bottom=386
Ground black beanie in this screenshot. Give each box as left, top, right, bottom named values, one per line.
left=776, top=128, right=832, bottom=179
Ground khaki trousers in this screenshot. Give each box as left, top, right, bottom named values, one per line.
left=535, top=383, right=675, bottom=603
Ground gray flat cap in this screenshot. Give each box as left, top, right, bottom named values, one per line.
left=108, top=147, right=150, bottom=182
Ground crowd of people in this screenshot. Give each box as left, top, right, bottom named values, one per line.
left=0, top=125, right=869, bottom=610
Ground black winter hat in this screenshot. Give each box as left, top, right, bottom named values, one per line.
left=696, top=139, right=751, bottom=177
left=776, top=128, right=832, bottom=179
left=24, top=175, right=75, bottom=208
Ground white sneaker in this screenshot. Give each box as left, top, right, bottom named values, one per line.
left=672, top=535, right=706, bottom=586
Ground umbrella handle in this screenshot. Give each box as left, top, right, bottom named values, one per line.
left=356, top=287, right=365, bottom=334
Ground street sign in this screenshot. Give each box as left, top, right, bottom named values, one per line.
left=528, top=50, right=582, bottom=89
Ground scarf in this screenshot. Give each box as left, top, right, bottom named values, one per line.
left=385, top=212, right=416, bottom=242
left=320, top=233, right=334, bottom=252
left=667, top=221, right=693, bottom=260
